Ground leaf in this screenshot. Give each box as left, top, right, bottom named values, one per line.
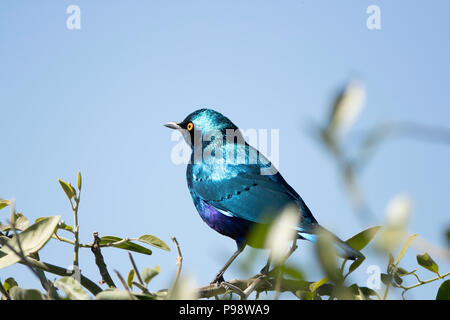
left=77, top=171, right=82, bottom=191
left=138, top=235, right=170, bottom=251
left=416, top=253, right=439, bottom=275
left=9, top=287, right=46, bottom=300
left=381, top=273, right=392, bottom=285
left=393, top=273, right=403, bottom=285
left=328, top=81, right=366, bottom=135
left=281, top=264, right=304, bottom=281
left=436, top=280, right=450, bottom=300
left=0, top=200, right=10, bottom=211
left=3, top=277, right=18, bottom=293
left=141, top=266, right=160, bottom=285
left=394, top=234, right=417, bottom=266
left=54, top=276, right=90, bottom=300
left=315, top=231, right=343, bottom=284
left=58, top=179, right=75, bottom=200
left=309, top=277, right=328, bottom=292
left=349, top=284, right=379, bottom=299
left=57, top=221, right=73, bottom=233
left=127, top=269, right=135, bottom=288
left=95, top=288, right=132, bottom=300
left=345, top=226, right=381, bottom=251
left=100, top=236, right=152, bottom=255
left=0, top=216, right=60, bottom=269
left=396, top=267, right=416, bottom=277
left=0, top=213, right=30, bottom=232
left=348, top=257, right=366, bottom=275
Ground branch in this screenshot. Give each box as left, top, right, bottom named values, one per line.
left=196, top=276, right=312, bottom=299
left=18, top=257, right=102, bottom=295
left=169, top=236, right=183, bottom=293
left=91, top=232, right=116, bottom=288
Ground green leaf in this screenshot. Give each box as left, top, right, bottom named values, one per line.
left=0, top=213, right=29, bottom=232
left=141, top=266, right=160, bottom=285
left=0, top=200, right=10, bottom=211
left=127, top=269, right=135, bottom=288
left=95, top=288, right=132, bottom=300
left=345, top=226, right=381, bottom=251
left=138, top=235, right=170, bottom=251
left=0, top=216, right=60, bottom=269
left=58, top=179, right=75, bottom=200
left=417, top=253, right=439, bottom=275
left=57, top=221, right=73, bottom=233
left=100, top=236, right=152, bottom=255
left=394, top=234, right=417, bottom=266
left=381, top=273, right=392, bottom=285
left=436, top=280, right=450, bottom=300
left=3, top=277, right=18, bottom=293
left=309, top=277, right=328, bottom=292
left=349, top=284, right=379, bottom=299
left=348, top=257, right=366, bottom=275
left=9, top=287, right=46, bottom=300
left=77, top=172, right=82, bottom=191
left=396, top=267, right=416, bottom=277
left=54, top=276, right=90, bottom=300
left=281, top=264, right=304, bottom=280
left=315, top=231, right=343, bottom=284
left=393, top=273, right=403, bottom=285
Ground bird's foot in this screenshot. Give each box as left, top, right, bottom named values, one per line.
left=210, top=274, right=225, bottom=285
left=259, top=264, right=270, bottom=276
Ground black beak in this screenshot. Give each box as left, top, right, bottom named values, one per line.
left=164, top=122, right=182, bottom=130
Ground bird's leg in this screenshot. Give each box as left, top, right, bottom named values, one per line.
left=259, top=252, right=272, bottom=275
left=211, top=243, right=245, bottom=284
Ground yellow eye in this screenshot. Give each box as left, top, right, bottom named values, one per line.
left=187, top=122, right=194, bottom=131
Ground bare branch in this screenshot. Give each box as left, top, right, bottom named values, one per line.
left=91, top=232, right=116, bottom=288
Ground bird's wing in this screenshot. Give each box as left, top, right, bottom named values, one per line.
left=190, top=142, right=317, bottom=231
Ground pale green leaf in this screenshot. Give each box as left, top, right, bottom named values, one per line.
left=95, top=288, right=132, bottom=300
left=141, top=266, right=160, bottom=285
left=9, top=287, right=46, bottom=300
left=394, top=234, right=417, bottom=266
left=138, top=235, right=170, bottom=251
left=54, top=276, right=90, bottom=300
left=100, top=236, right=152, bottom=255
left=58, top=179, right=75, bottom=200
left=0, top=216, right=60, bottom=269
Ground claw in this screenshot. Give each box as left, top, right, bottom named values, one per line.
left=210, top=274, right=225, bottom=284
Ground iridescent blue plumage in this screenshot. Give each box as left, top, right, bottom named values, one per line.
left=165, top=109, right=363, bottom=282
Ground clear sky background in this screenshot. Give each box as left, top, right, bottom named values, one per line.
left=1, top=1, right=449, bottom=299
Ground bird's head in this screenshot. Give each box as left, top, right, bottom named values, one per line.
left=164, top=109, right=240, bottom=147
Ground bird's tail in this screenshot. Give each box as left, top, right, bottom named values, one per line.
left=298, top=227, right=364, bottom=261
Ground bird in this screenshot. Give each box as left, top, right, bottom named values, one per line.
left=165, top=108, right=363, bottom=283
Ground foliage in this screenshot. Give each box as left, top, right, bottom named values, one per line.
left=1, top=81, right=449, bottom=300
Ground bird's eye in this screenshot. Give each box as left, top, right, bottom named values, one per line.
left=187, top=122, right=194, bottom=131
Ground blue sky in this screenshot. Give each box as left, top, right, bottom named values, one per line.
left=1, top=1, right=449, bottom=299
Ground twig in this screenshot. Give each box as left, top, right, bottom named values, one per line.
left=196, top=276, right=311, bottom=299
left=114, top=270, right=135, bottom=300
left=91, top=232, right=116, bottom=288
left=1, top=222, right=57, bottom=297
left=128, top=252, right=145, bottom=286
left=220, top=281, right=247, bottom=300
left=398, top=271, right=450, bottom=298
left=19, top=257, right=102, bottom=295
left=72, top=192, right=81, bottom=268
left=169, top=237, right=183, bottom=293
